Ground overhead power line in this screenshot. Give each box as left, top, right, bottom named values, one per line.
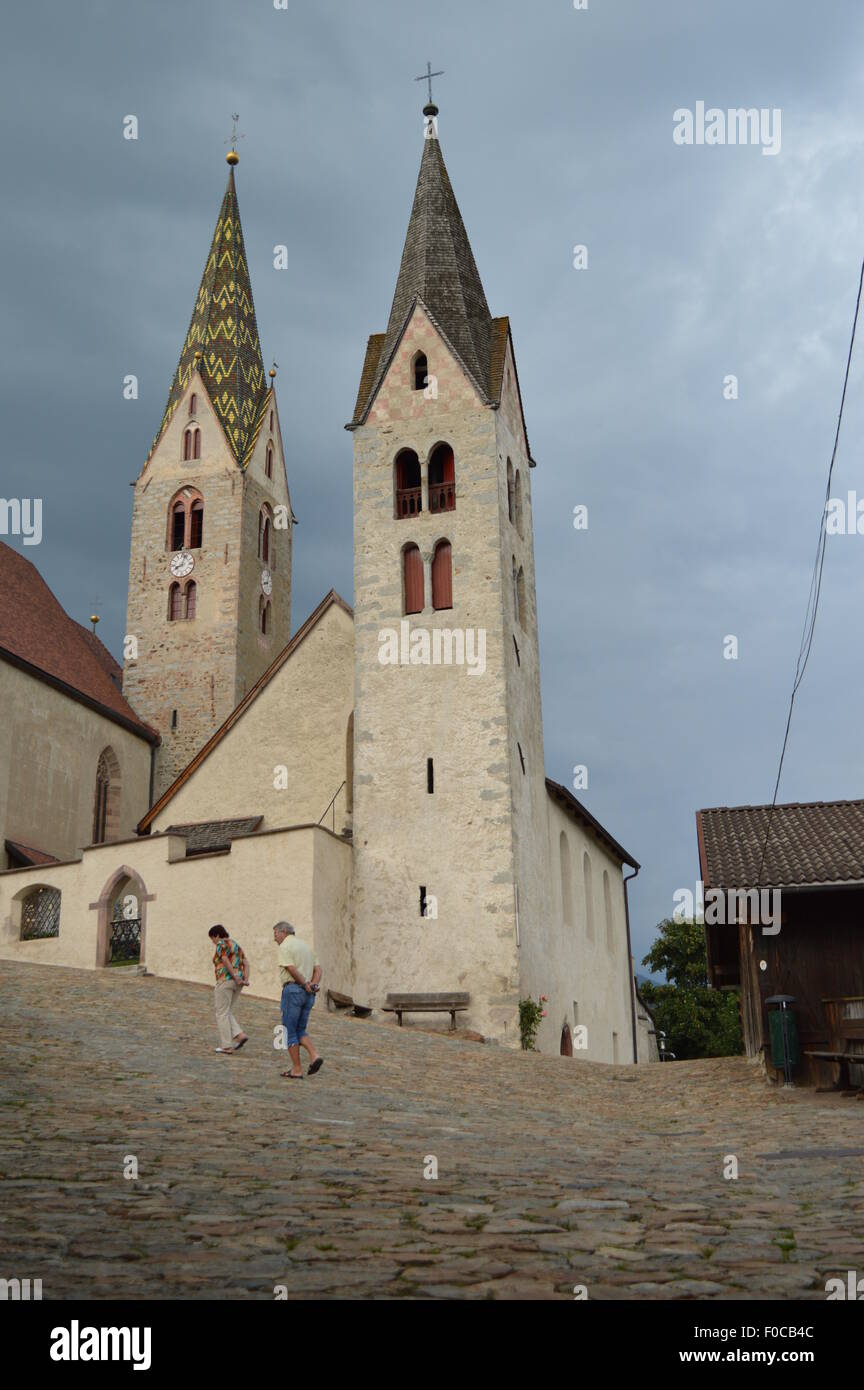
left=756, top=255, right=864, bottom=886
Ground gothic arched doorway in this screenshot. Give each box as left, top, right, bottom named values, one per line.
left=560, top=1024, right=574, bottom=1057
left=92, top=866, right=152, bottom=968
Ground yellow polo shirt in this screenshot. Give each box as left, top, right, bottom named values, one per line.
left=278, top=935, right=318, bottom=987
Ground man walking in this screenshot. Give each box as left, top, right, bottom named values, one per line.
left=209, top=924, right=249, bottom=1054
left=273, top=921, right=323, bottom=1078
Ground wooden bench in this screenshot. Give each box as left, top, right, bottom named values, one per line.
left=804, top=1050, right=863, bottom=1092
left=383, top=992, right=470, bottom=1031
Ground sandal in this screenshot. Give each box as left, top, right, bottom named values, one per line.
left=233, top=1036, right=248, bottom=1050
left=280, top=1071, right=303, bottom=1079
left=307, top=1058, right=324, bottom=1075
left=215, top=1047, right=234, bottom=1054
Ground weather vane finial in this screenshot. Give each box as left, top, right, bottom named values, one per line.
left=414, top=60, right=444, bottom=117
left=225, top=112, right=246, bottom=166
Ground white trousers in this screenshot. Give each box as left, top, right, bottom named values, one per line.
left=214, top=979, right=242, bottom=1048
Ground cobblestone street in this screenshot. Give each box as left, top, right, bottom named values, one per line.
left=1, top=962, right=863, bottom=1300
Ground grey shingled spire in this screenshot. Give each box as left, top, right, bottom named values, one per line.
left=373, top=125, right=494, bottom=406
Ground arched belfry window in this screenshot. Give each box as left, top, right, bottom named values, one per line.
left=403, top=543, right=424, bottom=615
left=507, top=459, right=515, bottom=523
left=395, top=450, right=422, bottom=518
left=428, top=443, right=455, bottom=514
left=514, top=470, right=524, bottom=538
left=512, top=557, right=521, bottom=626
left=258, top=507, right=273, bottom=563
left=516, top=565, right=526, bottom=630
left=413, top=352, right=428, bottom=392
left=168, top=488, right=204, bottom=551
left=171, top=502, right=186, bottom=551
left=265, top=442, right=274, bottom=479
left=431, top=539, right=453, bottom=611
left=259, top=596, right=271, bottom=635
left=168, top=582, right=182, bottom=622
left=184, top=580, right=197, bottom=620
left=189, top=393, right=197, bottom=416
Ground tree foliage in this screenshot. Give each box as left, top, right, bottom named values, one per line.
left=640, top=918, right=743, bottom=1060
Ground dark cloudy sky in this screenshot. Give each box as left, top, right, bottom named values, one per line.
left=4, top=0, right=864, bottom=967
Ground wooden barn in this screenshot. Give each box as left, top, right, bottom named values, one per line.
left=696, top=800, right=864, bottom=1089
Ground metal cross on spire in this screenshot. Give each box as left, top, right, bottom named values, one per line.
left=225, top=112, right=246, bottom=153
left=414, top=61, right=444, bottom=113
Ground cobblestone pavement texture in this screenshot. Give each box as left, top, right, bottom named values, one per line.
left=1, top=963, right=863, bottom=1300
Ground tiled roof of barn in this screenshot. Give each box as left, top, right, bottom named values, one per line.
left=149, top=163, right=267, bottom=466
left=697, top=800, right=864, bottom=890
left=0, top=542, right=158, bottom=743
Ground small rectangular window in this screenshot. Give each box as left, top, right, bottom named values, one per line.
left=419, top=885, right=427, bottom=918
left=427, top=757, right=434, bottom=793
left=171, top=709, right=178, bottom=730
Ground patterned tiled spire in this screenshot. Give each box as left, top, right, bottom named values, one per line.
left=357, top=122, right=494, bottom=420
left=150, top=164, right=266, bottom=464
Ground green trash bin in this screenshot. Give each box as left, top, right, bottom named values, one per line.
left=767, top=995, right=799, bottom=1076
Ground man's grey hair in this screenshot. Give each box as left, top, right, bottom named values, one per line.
left=273, top=920, right=295, bottom=935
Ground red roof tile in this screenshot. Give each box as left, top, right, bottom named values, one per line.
left=697, top=799, right=864, bottom=890
left=0, top=542, right=158, bottom=743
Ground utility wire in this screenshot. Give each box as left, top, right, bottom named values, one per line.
left=756, top=255, right=864, bottom=886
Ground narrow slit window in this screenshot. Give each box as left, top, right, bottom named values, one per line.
left=517, top=742, right=525, bottom=774
left=171, top=709, right=178, bottom=730
left=427, top=757, right=434, bottom=794
left=419, top=886, right=428, bottom=918
left=513, top=635, right=521, bottom=666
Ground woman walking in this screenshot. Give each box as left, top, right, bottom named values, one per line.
left=208, top=924, right=249, bottom=1054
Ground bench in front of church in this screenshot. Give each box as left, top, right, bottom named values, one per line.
left=383, top=992, right=470, bottom=1030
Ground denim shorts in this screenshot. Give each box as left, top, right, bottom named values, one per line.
left=281, top=982, right=315, bottom=1047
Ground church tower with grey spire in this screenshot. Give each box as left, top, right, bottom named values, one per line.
left=347, top=96, right=548, bottom=1042
left=123, top=150, right=293, bottom=800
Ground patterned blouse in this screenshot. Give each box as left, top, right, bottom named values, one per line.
left=213, top=938, right=243, bottom=983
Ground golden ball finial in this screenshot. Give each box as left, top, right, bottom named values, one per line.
left=269, top=368, right=276, bottom=380
left=226, top=149, right=239, bottom=166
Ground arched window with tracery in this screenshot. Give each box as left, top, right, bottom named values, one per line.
left=431, top=539, right=453, bottom=610
left=92, top=746, right=121, bottom=845
left=428, top=443, right=455, bottom=513
left=184, top=580, right=197, bottom=620
left=168, top=582, right=182, bottom=622
left=189, top=499, right=203, bottom=549
left=395, top=450, right=422, bottom=518
left=182, top=426, right=201, bottom=462
left=403, top=543, right=424, bottom=615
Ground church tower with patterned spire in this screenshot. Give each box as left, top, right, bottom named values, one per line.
left=347, top=100, right=547, bottom=1042
left=124, top=151, right=292, bottom=800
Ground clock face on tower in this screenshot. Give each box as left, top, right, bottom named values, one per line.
left=261, top=568, right=272, bottom=596
left=170, top=551, right=194, bottom=578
